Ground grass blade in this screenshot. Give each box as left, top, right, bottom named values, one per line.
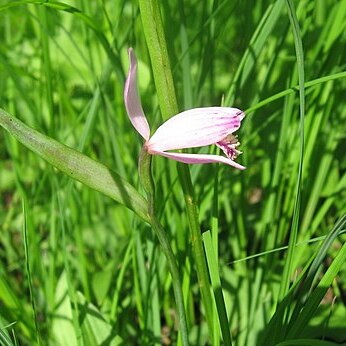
left=287, top=241, right=346, bottom=338
left=203, top=230, right=232, bottom=346
left=278, top=0, right=305, bottom=301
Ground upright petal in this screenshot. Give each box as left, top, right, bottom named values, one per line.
left=147, top=107, right=244, bottom=151
left=124, top=48, right=150, bottom=141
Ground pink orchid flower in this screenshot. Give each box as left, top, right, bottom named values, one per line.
left=124, top=48, right=246, bottom=170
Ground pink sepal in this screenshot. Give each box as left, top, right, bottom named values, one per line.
left=149, top=150, right=246, bottom=170
left=124, top=48, right=150, bottom=141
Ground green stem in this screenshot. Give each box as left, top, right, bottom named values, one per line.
left=139, top=148, right=189, bottom=346
left=138, top=0, right=215, bottom=340
left=150, top=217, right=189, bottom=346
left=177, top=166, right=215, bottom=332
left=137, top=0, right=177, bottom=121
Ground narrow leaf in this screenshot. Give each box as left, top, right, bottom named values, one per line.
left=203, top=230, right=232, bottom=345
left=0, top=108, right=149, bottom=223
left=288, top=241, right=346, bottom=337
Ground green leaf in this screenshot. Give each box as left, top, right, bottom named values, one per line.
left=0, top=321, right=16, bottom=346
left=259, top=216, right=346, bottom=345
left=52, top=272, right=78, bottom=346
left=0, top=108, right=149, bottom=223
left=77, top=292, right=124, bottom=346
left=203, top=230, right=232, bottom=345
left=225, top=0, right=285, bottom=105
left=278, top=0, right=305, bottom=301
left=287, top=241, right=346, bottom=338
left=246, top=71, right=346, bottom=114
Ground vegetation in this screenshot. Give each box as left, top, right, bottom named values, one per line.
left=0, top=0, right=345, bottom=345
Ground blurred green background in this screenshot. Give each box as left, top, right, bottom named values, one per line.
left=0, top=0, right=346, bottom=345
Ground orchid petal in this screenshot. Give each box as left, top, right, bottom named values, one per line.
left=147, top=107, right=244, bottom=151
left=150, top=150, right=246, bottom=170
left=124, top=48, right=150, bottom=141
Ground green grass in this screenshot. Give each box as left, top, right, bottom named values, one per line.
left=1, top=0, right=346, bottom=345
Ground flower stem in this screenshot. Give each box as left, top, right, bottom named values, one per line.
left=139, top=148, right=189, bottom=346
left=137, top=0, right=177, bottom=121
left=150, top=217, right=189, bottom=346
left=138, top=0, right=215, bottom=341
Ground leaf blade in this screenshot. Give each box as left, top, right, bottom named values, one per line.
left=0, top=108, right=149, bottom=223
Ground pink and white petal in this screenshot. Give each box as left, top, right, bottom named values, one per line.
left=150, top=150, right=246, bottom=170
left=147, top=107, right=244, bottom=151
left=124, top=48, right=150, bottom=141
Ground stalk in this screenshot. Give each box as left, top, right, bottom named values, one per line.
left=139, top=148, right=189, bottom=346
left=137, top=0, right=215, bottom=340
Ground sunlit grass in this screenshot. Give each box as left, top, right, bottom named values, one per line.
left=1, top=0, right=346, bottom=345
